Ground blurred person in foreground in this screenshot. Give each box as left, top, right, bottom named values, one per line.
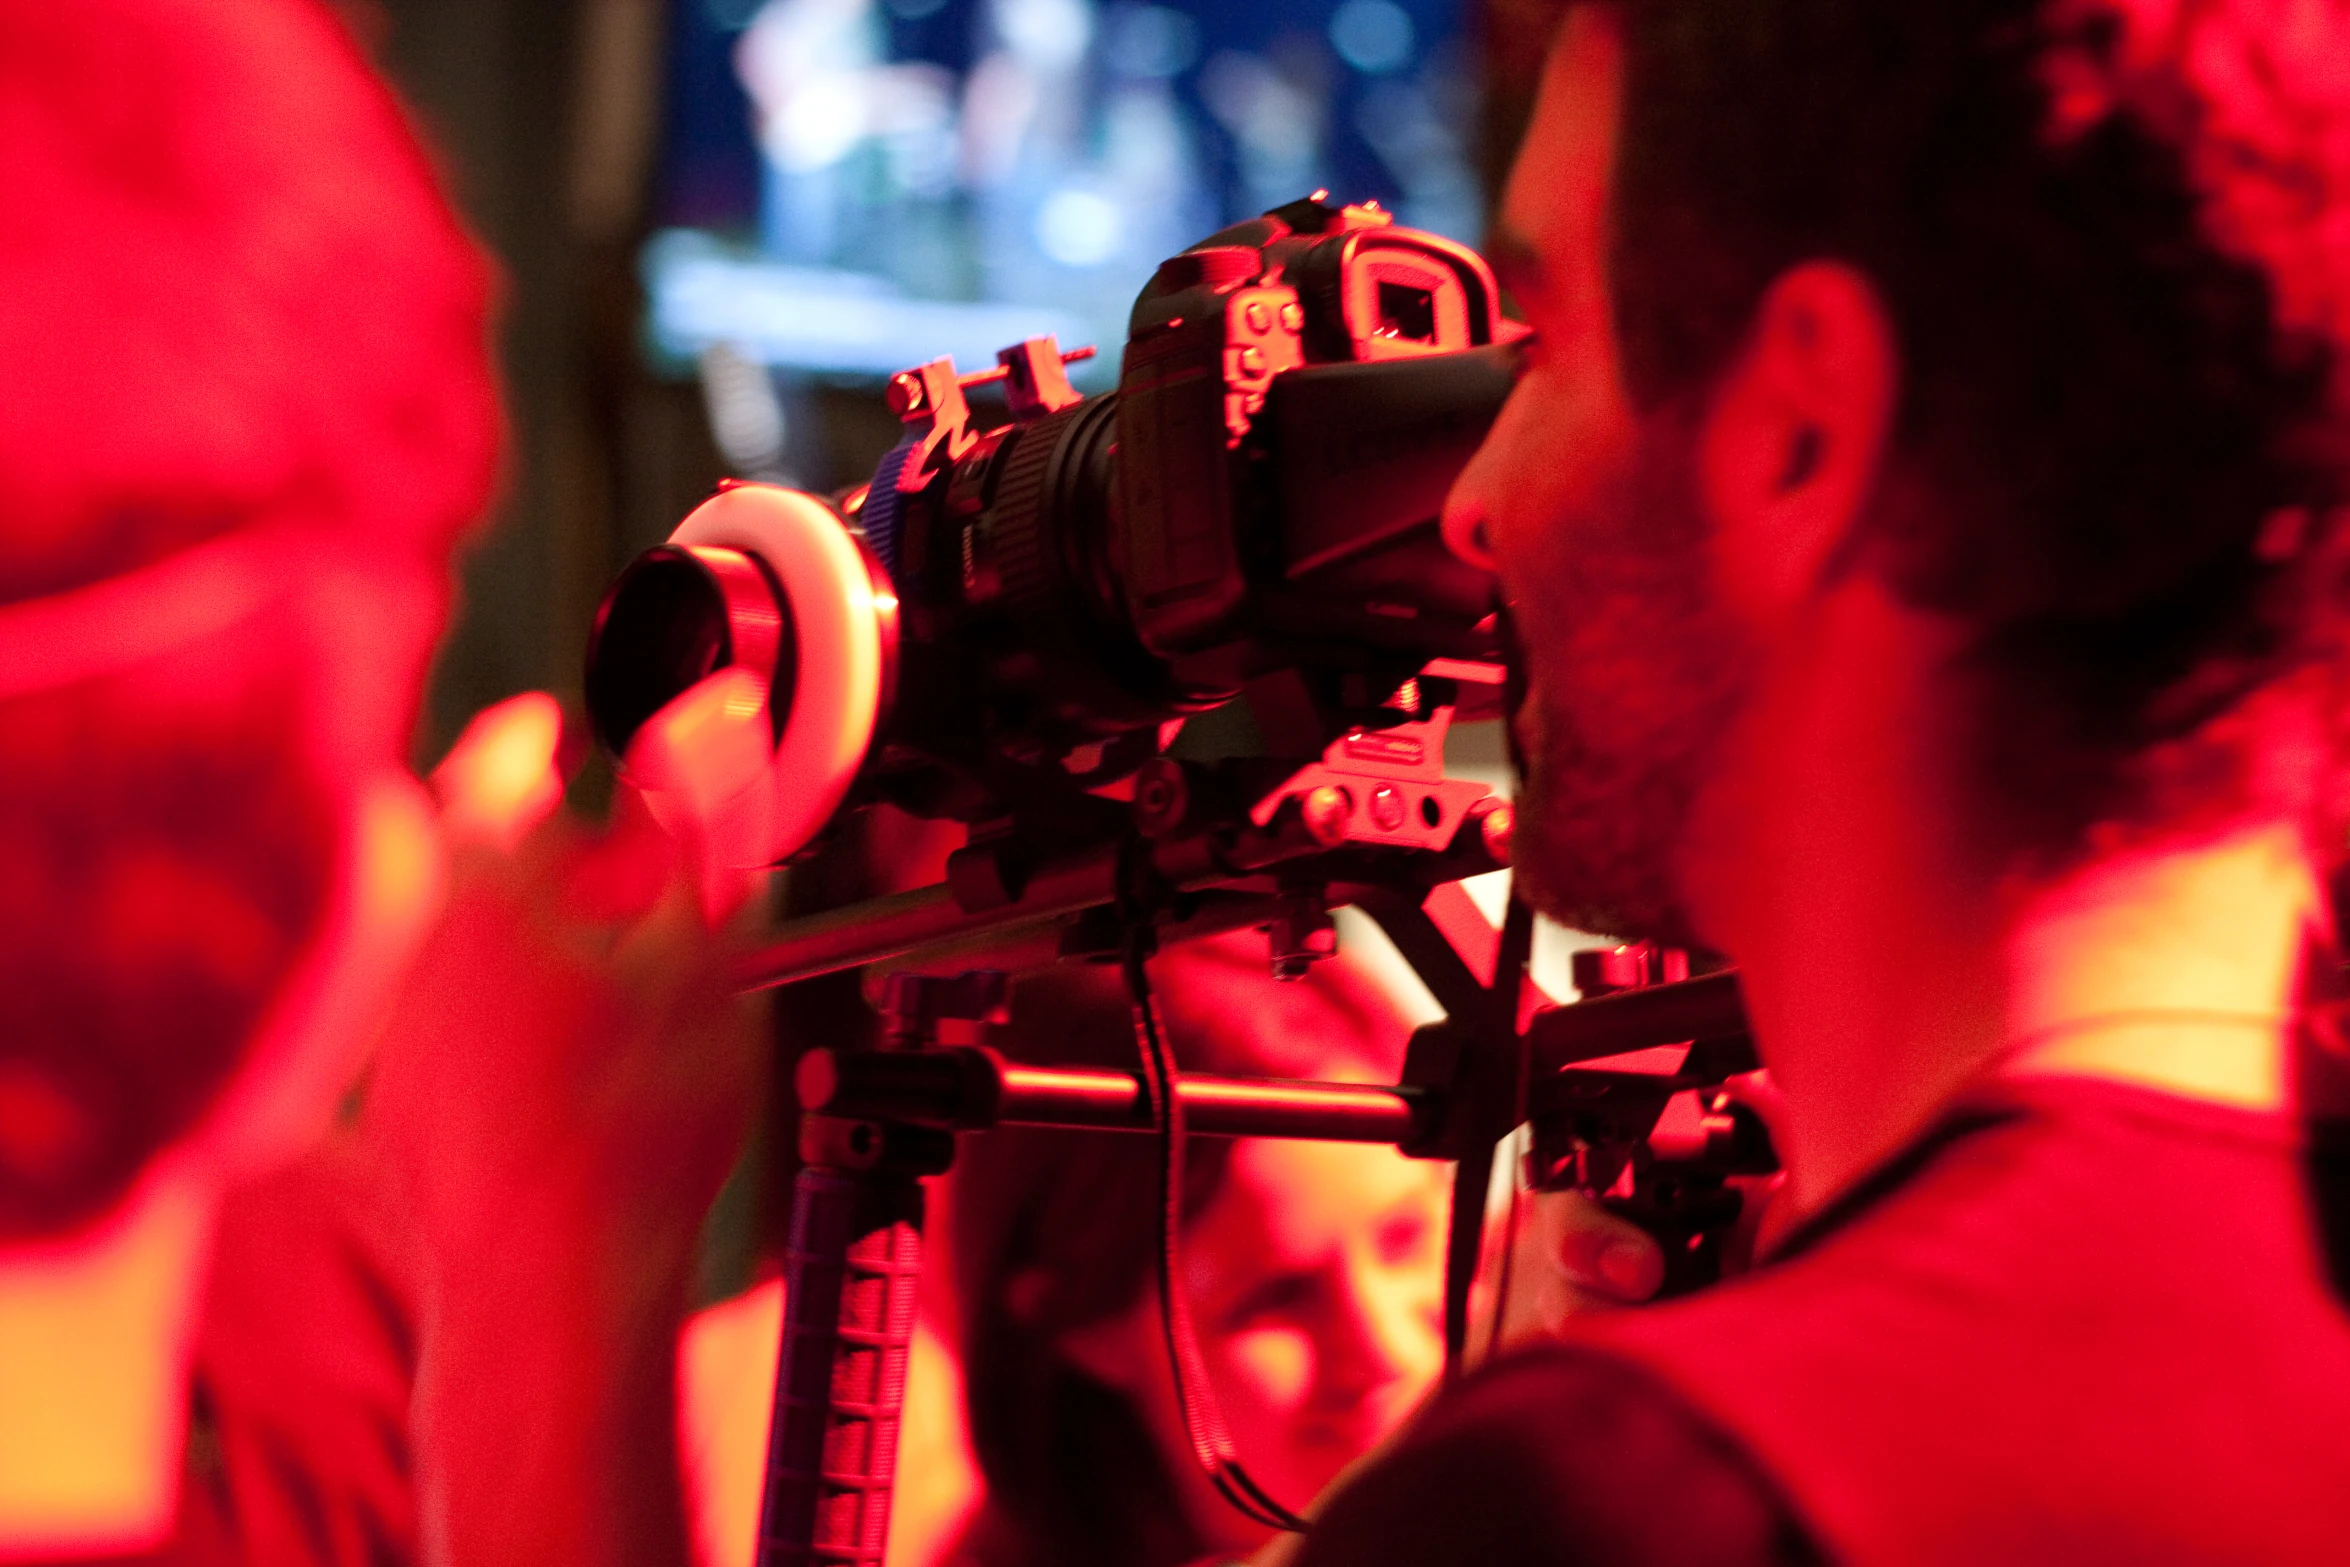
left=0, top=4, right=756, bottom=1564
left=1275, top=2, right=2350, bottom=1562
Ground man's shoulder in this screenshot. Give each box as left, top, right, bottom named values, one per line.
left=1300, top=1344, right=1824, bottom=1567
left=1543, top=1081, right=2350, bottom=1563
left=1305, top=1084, right=2350, bottom=1565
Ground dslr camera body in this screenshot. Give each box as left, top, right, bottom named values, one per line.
left=585, top=194, right=1522, bottom=873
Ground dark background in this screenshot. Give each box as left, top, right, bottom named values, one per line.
left=332, top=0, right=1557, bottom=766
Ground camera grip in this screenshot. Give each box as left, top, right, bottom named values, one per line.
left=758, top=1166, right=925, bottom=1567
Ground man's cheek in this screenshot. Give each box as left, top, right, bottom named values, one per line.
left=1475, top=365, right=1619, bottom=569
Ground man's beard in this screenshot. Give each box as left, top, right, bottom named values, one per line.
left=1501, top=409, right=1756, bottom=949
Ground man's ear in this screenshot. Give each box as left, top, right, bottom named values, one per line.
left=1700, top=262, right=1899, bottom=621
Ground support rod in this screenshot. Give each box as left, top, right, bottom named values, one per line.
left=733, top=855, right=1116, bottom=991
left=796, top=1046, right=1427, bottom=1144
left=731, top=822, right=1512, bottom=996
left=1002, top=1066, right=1421, bottom=1141
left=792, top=971, right=1749, bottom=1149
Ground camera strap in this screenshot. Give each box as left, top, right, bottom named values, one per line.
left=1122, top=926, right=1312, bottom=1535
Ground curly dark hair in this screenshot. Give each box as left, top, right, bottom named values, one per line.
left=1603, top=0, right=2350, bottom=860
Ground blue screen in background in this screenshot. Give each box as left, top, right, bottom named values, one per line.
left=644, top=0, right=1482, bottom=388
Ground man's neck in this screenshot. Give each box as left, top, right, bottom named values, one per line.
left=1707, top=579, right=2310, bottom=1216
left=1998, top=822, right=2312, bottom=1108
left=0, top=1162, right=215, bottom=1558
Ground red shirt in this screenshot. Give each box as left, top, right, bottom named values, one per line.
left=1305, top=1077, right=2350, bottom=1564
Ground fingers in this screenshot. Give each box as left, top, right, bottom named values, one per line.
left=1476, top=1189, right=1667, bottom=1360
left=427, top=687, right=772, bottom=940
left=1548, top=1192, right=1666, bottom=1302
left=432, top=691, right=567, bottom=851
left=561, top=789, right=692, bottom=928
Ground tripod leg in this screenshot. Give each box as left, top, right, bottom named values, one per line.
left=757, top=1165, right=924, bottom=1567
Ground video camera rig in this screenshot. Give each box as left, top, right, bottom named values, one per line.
left=583, top=196, right=1774, bottom=1566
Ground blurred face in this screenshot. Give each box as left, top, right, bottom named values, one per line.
left=1184, top=1136, right=1448, bottom=1513
left=1050, top=954, right=1446, bottom=1548
left=1442, top=8, right=1755, bottom=945
left=0, top=538, right=454, bottom=1233
left=200, top=549, right=455, bottom=1171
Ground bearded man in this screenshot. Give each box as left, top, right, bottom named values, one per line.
left=1293, top=1, right=2350, bottom=1561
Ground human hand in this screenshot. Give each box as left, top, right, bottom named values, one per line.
left=1472, top=1187, right=1666, bottom=1361
left=367, top=803, right=764, bottom=1278
left=371, top=695, right=766, bottom=1275
left=366, top=695, right=769, bottom=1567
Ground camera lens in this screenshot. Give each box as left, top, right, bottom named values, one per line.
left=584, top=543, right=791, bottom=759
left=925, top=393, right=1231, bottom=747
